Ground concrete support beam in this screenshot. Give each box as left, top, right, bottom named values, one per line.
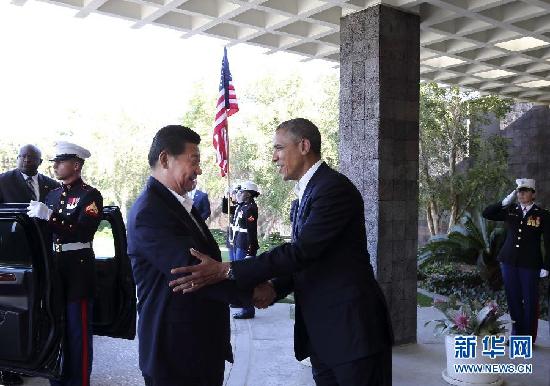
left=339, top=4, right=420, bottom=345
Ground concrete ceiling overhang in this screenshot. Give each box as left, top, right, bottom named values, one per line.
left=12, top=0, right=550, bottom=104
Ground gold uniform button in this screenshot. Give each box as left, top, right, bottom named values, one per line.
left=60, top=201, right=64, bottom=204
left=520, top=221, right=523, bottom=224
left=80, top=259, right=84, bottom=263
left=58, top=209, right=62, bottom=213
left=519, top=229, right=522, bottom=233
left=516, top=244, right=519, bottom=248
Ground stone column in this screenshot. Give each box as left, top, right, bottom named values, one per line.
left=339, top=4, right=420, bottom=345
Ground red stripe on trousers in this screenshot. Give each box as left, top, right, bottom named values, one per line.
left=81, top=299, right=89, bottom=386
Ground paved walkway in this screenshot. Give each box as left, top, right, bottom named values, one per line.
left=17, top=304, right=550, bottom=386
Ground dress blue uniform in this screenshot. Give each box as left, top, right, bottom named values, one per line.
left=483, top=186, right=550, bottom=341
left=28, top=142, right=103, bottom=386
left=231, top=182, right=260, bottom=319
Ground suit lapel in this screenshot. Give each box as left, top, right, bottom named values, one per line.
left=190, top=206, right=221, bottom=261
left=13, top=170, right=32, bottom=201
left=148, top=177, right=215, bottom=253
left=293, top=163, right=328, bottom=240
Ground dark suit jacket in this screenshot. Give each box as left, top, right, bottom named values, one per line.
left=127, top=177, right=251, bottom=379
left=483, top=202, right=550, bottom=270
left=0, top=169, right=59, bottom=203
left=192, top=189, right=211, bottom=221
left=232, top=163, right=393, bottom=367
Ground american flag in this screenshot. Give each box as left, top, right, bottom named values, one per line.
left=213, top=47, right=239, bottom=176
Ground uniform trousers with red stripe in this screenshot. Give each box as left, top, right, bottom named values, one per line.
left=500, top=263, right=539, bottom=342
left=50, top=299, right=93, bottom=386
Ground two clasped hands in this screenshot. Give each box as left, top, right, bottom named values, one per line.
left=169, top=248, right=277, bottom=309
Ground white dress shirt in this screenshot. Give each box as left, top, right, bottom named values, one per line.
left=294, top=160, right=323, bottom=204
left=20, top=171, right=39, bottom=201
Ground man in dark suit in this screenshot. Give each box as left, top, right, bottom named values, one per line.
left=127, top=125, right=271, bottom=386
left=188, top=179, right=211, bottom=220
left=0, top=144, right=59, bottom=203
left=0, top=144, right=59, bottom=386
left=170, top=118, right=394, bottom=386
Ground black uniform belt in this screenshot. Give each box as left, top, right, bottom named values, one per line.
left=53, top=242, right=92, bottom=253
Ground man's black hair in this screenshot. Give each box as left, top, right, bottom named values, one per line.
left=148, top=125, right=201, bottom=168
left=276, top=118, right=322, bottom=156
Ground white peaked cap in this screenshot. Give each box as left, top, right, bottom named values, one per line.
left=516, top=178, right=536, bottom=191
left=240, top=180, right=260, bottom=195
left=51, top=141, right=91, bottom=161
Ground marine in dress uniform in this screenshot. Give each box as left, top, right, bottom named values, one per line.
left=26, top=141, right=103, bottom=386
left=231, top=181, right=260, bottom=319
left=482, top=178, right=550, bottom=342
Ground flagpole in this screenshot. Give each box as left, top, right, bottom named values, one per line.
left=226, top=124, right=231, bottom=235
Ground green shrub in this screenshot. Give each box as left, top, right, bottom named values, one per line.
left=259, top=232, right=286, bottom=253
left=210, top=228, right=227, bottom=247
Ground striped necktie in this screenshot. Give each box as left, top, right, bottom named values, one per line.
left=26, top=176, right=37, bottom=201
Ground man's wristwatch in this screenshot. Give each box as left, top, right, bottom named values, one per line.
left=225, top=264, right=235, bottom=280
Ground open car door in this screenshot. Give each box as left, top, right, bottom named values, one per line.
left=0, top=204, right=64, bottom=379
left=0, top=204, right=136, bottom=379
left=92, top=206, right=136, bottom=339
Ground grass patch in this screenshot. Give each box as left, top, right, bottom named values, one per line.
left=417, top=292, right=433, bottom=307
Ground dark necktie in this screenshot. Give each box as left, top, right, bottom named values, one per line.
left=292, top=200, right=300, bottom=242
left=26, top=176, right=37, bottom=200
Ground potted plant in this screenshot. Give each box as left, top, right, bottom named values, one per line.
left=426, top=295, right=507, bottom=386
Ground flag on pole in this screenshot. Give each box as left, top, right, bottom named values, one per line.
left=213, top=47, right=239, bottom=176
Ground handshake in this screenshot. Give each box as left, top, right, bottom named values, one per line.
left=252, top=281, right=277, bottom=309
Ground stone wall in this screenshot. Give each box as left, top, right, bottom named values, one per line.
left=340, top=5, right=419, bottom=345
left=484, top=103, right=550, bottom=206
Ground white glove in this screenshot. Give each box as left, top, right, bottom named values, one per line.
left=501, top=190, right=517, bottom=206
left=541, top=269, right=549, bottom=278
left=27, top=200, right=53, bottom=221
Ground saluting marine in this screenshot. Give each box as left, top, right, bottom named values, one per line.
left=231, top=180, right=260, bottom=319
left=483, top=178, right=550, bottom=342
left=27, top=141, right=103, bottom=386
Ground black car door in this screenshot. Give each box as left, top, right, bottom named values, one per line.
left=92, top=206, right=136, bottom=339
left=0, top=204, right=64, bottom=379
left=0, top=204, right=136, bottom=378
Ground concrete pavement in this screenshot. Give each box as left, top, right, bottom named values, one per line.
left=16, top=303, right=550, bottom=386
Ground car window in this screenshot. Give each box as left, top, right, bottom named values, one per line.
left=94, top=220, right=116, bottom=260
left=0, top=219, right=32, bottom=267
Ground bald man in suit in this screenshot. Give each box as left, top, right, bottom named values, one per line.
left=0, top=144, right=59, bottom=203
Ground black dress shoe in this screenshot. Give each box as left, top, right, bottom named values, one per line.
left=0, top=371, right=24, bottom=385
left=229, top=304, right=239, bottom=308
left=233, top=312, right=255, bottom=319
